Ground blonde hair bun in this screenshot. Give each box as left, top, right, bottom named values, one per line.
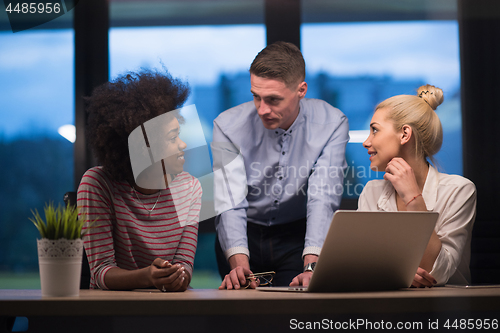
left=417, top=85, right=444, bottom=110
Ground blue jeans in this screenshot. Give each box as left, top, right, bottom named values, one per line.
left=215, top=218, right=306, bottom=286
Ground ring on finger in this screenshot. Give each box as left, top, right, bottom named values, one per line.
left=161, top=285, right=166, bottom=292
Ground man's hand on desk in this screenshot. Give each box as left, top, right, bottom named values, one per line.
left=289, top=254, right=318, bottom=287
left=289, top=272, right=313, bottom=287
left=219, top=254, right=258, bottom=290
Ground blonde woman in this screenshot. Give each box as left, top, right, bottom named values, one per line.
left=359, top=85, right=476, bottom=287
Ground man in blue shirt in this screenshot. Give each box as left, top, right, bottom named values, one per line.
left=213, top=41, right=349, bottom=288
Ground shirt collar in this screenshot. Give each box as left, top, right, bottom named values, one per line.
left=421, top=164, right=438, bottom=211
left=377, top=164, right=438, bottom=211
left=270, top=100, right=305, bottom=138
left=377, top=181, right=397, bottom=211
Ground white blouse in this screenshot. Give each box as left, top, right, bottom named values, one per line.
left=358, top=165, right=477, bottom=285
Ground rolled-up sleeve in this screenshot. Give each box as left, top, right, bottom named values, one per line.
left=212, top=120, right=250, bottom=259
left=172, top=179, right=202, bottom=277
left=77, top=169, right=117, bottom=290
left=304, top=114, right=349, bottom=256
left=429, top=182, right=477, bottom=285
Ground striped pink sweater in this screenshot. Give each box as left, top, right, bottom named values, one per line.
left=77, top=166, right=202, bottom=289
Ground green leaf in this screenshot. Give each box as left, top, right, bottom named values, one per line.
left=30, top=202, right=89, bottom=240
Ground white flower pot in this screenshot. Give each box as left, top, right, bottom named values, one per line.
left=37, top=238, right=83, bottom=297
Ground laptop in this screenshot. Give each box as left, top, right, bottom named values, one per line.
left=257, top=210, right=438, bottom=292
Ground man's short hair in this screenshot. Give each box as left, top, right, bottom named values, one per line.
left=249, top=41, right=305, bottom=88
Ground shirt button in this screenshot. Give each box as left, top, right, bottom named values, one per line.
left=284, top=133, right=286, bottom=136
left=274, top=200, right=278, bottom=204
left=271, top=217, right=276, bottom=221
left=279, top=176, right=283, bottom=180
left=282, top=152, right=285, bottom=155
left=275, top=131, right=278, bottom=134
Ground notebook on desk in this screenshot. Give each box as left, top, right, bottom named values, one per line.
left=257, top=210, right=439, bottom=293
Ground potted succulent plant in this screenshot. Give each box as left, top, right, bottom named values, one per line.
left=30, top=202, right=87, bottom=297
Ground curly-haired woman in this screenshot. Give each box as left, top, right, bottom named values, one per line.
left=77, top=69, right=202, bottom=292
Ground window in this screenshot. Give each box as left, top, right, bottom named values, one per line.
left=0, top=29, right=74, bottom=286
left=109, top=24, right=265, bottom=287
left=301, top=21, right=461, bottom=197
left=0, top=0, right=463, bottom=289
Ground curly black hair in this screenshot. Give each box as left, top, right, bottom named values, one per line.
left=85, top=69, right=190, bottom=182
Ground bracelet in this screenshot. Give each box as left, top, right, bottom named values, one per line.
left=406, top=193, right=422, bottom=206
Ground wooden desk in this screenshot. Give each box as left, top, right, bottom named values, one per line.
left=1, top=288, right=500, bottom=332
